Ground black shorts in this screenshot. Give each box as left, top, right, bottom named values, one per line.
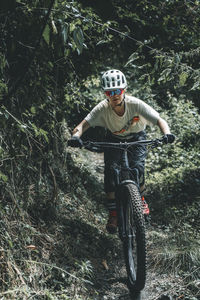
left=104, top=131, right=147, bottom=193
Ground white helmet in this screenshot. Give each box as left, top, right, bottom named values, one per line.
left=102, top=69, right=127, bottom=91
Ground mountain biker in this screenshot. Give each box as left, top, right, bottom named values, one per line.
left=68, top=69, right=175, bottom=234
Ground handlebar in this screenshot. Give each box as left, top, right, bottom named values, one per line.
left=82, top=137, right=166, bottom=153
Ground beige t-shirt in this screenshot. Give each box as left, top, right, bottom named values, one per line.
left=85, top=95, right=160, bottom=139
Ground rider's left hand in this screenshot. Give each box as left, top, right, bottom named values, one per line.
left=163, top=134, right=176, bottom=144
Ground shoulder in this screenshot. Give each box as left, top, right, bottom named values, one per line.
left=125, top=94, right=142, bottom=105
left=90, top=99, right=109, bottom=113
left=94, top=99, right=109, bottom=109
left=125, top=95, right=152, bottom=107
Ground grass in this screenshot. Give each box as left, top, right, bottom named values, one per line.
left=147, top=223, right=200, bottom=298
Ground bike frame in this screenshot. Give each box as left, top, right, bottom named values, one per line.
left=112, top=145, right=140, bottom=186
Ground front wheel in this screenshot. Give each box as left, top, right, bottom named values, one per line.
left=117, top=183, right=147, bottom=294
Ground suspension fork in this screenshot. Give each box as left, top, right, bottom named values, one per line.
left=115, top=148, right=130, bottom=240
left=115, top=148, right=140, bottom=240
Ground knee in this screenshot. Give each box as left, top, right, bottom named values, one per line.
left=107, top=192, right=115, bottom=199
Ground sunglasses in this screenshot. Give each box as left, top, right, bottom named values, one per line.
left=105, top=89, right=124, bottom=97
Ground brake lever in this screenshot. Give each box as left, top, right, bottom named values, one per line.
left=151, top=139, right=163, bottom=149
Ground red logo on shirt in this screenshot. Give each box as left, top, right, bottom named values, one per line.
left=113, top=116, right=140, bottom=135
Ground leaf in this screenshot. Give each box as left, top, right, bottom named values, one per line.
left=158, top=68, right=172, bottom=82
left=69, top=23, right=76, bottom=33
left=190, top=81, right=200, bottom=91
left=51, top=20, right=58, bottom=34
left=61, top=24, right=68, bottom=45
left=125, top=52, right=139, bottom=67
left=43, top=24, right=50, bottom=45
left=39, top=129, right=49, bottom=143
left=96, top=40, right=107, bottom=46
left=0, top=172, right=8, bottom=182
left=72, top=7, right=80, bottom=14
left=8, top=240, right=13, bottom=248
left=31, top=123, right=39, bottom=136
left=26, top=245, right=37, bottom=250
left=73, top=27, right=84, bottom=55
left=179, top=72, right=188, bottom=86
left=30, top=106, right=36, bottom=114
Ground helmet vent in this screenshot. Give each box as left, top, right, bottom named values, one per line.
left=102, top=69, right=127, bottom=90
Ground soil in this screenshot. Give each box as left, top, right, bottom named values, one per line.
left=83, top=232, right=195, bottom=300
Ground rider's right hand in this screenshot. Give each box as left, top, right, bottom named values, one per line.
left=68, top=136, right=83, bottom=148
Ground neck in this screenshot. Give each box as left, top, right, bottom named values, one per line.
left=113, top=100, right=125, bottom=116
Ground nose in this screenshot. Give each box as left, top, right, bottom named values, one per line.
left=111, top=94, right=119, bottom=98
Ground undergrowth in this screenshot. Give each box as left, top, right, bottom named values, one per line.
left=147, top=224, right=200, bottom=299
left=0, top=146, right=119, bottom=300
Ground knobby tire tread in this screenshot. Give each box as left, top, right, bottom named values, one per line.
left=117, top=183, right=147, bottom=293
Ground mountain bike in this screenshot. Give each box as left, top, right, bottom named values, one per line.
left=70, top=137, right=165, bottom=299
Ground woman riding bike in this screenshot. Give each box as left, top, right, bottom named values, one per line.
left=68, top=69, right=175, bottom=233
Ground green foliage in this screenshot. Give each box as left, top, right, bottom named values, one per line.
left=144, top=96, right=200, bottom=227
left=148, top=225, right=200, bottom=289
left=0, top=0, right=200, bottom=298
left=73, top=27, right=84, bottom=55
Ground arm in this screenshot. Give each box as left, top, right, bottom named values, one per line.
left=157, top=117, right=171, bottom=134
left=72, top=119, right=90, bottom=138
left=157, top=117, right=175, bottom=143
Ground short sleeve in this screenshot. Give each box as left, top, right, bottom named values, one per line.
left=137, top=100, right=160, bottom=126
left=85, top=101, right=106, bottom=127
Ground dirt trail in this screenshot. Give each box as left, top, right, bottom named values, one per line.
left=87, top=231, right=193, bottom=300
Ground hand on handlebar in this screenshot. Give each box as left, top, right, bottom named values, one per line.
left=163, top=134, right=176, bottom=144
left=68, top=136, right=83, bottom=148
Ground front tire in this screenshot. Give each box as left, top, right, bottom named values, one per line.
left=117, top=183, right=147, bottom=293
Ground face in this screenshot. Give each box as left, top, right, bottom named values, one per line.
left=104, top=89, right=125, bottom=108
